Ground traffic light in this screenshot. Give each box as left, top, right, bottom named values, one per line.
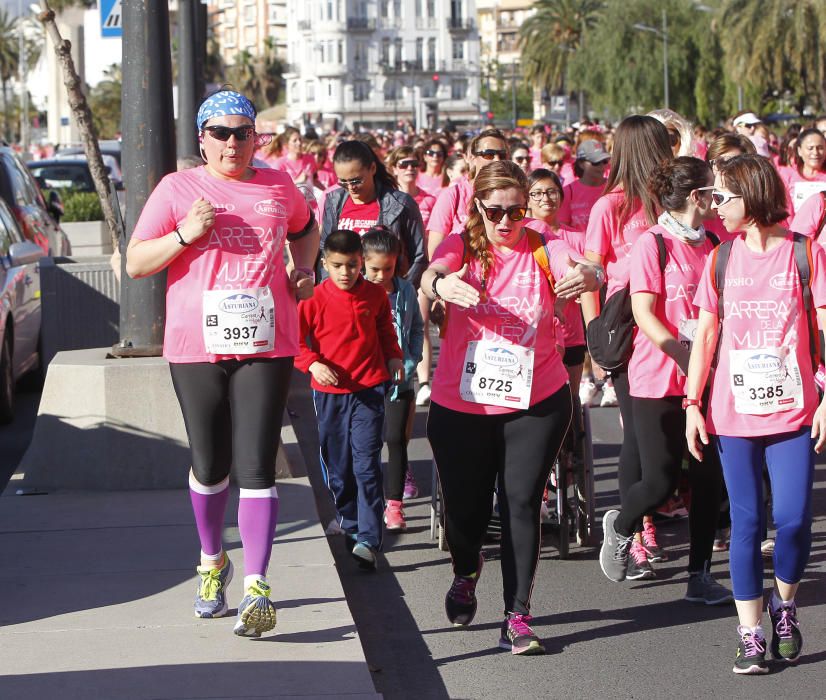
left=432, top=74, right=439, bottom=82
left=486, top=111, right=494, bottom=122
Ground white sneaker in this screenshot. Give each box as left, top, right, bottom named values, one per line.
left=416, top=383, right=431, bottom=406
left=600, top=382, right=618, bottom=407
left=579, top=380, right=598, bottom=406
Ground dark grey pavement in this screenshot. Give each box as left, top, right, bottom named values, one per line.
left=289, top=370, right=826, bottom=700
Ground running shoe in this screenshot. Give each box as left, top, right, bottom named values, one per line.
left=654, top=494, right=689, bottom=519
left=233, top=580, right=277, bottom=638
left=599, top=382, right=618, bottom=407
left=599, top=509, right=633, bottom=582
left=384, top=499, right=406, bottom=531
left=626, top=540, right=655, bottom=580
left=194, top=553, right=233, bottom=619
left=415, top=382, right=431, bottom=406
left=768, top=597, right=803, bottom=663
left=351, top=541, right=377, bottom=570
left=733, top=625, right=769, bottom=675
left=403, top=469, right=419, bottom=500
left=499, top=613, right=545, bottom=655
left=684, top=564, right=733, bottom=605
left=761, top=538, right=775, bottom=558
left=445, top=553, right=484, bottom=626
left=579, top=379, right=598, bottom=407
left=713, top=527, right=730, bottom=552
left=641, top=520, right=668, bottom=562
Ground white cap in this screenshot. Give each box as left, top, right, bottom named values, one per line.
left=732, top=112, right=761, bottom=127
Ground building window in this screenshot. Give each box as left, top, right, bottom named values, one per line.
left=393, top=0, right=401, bottom=19
left=427, top=37, right=436, bottom=70
left=290, top=80, right=300, bottom=103
left=416, top=38, right=423, bottom=68
left=384, top=79, right=400, bottom=101
left=327, top=0, right=333, bottom=20
left=452, top=40, right=464, bottom=60
left=415, top=0, right=422, bottom=18
left=306, top=80, right=316, bottom=102
left=328, top=81, right=334, bottom=97
left=243, top=4, right=256, bottom=25
left=338, top=40, right=344, bottom=64
left=393, top=38, right=402, bottom=66
left=380, top=0, right=389, bottom=18
left=354, top=81, right=370, bottom=102
left=267, top=2, right=280, bottom=23
left=451, top=79, right=467, bottom=100
left=381, top=38, right=390, bottom=64
left=426, top=0, right=434, bottom=18
left=422, top=81, right=437, bottom=98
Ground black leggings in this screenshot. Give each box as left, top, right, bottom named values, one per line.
left=169, top=357, right=293, bottom=489
left=613, top=371, right=640, bottom=516
left=427, top=386, right=572, bottom=615
left=614, top=395, right=723, bottom=571
left=384, top=390, right=414, bottom=501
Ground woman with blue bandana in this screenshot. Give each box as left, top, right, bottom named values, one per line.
left=126, top=90, right=320, bottom=639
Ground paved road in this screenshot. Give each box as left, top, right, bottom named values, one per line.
left=289, top=371, right=826, bottom=700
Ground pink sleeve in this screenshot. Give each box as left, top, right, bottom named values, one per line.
left=132, top=175, right=180, bottom=241
left=430, top=232, right=465, bottom=272
left=629, top=234, right=662, bottom=295
left=791, top=194, right=825, bottom=239
left=558, top=227, right=585, bottom=255
left=427, top=186, right=458, bottom=234
left=584, top=195, right=612, bottom=257
left=692, top=254, right=718, bottom=315
left=547, top=238, right=579, bottom=281
left=810, top=241, right=826, bottom=308
left=285, top=180, right=312, bottom=233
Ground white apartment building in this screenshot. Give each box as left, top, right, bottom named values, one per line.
left=284, top=0, right=482, bottom=130
left=208, top=0, right=288, bottom=64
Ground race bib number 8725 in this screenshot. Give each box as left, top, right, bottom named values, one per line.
left=459, top=340, right=534, bottom=409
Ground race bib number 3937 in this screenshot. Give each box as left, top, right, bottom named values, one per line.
left=459, top=340, right=534, bottom=409
left=729, top=348, right=803, bottom=415
left=202, top=287, right=275, bottom=354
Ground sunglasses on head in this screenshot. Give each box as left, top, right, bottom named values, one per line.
left=710, top=190, right=742, bottom=207
left=397, top=159, right=420, bottom=169
left=478, top=202, right=528, bottom=223
left=338, top=177, right=364, bottom=188
left=203, top=125, right=255, bottom=142
left=425, top=149, right=445, bottom=158
left=473, top=149, right=507, bottom=161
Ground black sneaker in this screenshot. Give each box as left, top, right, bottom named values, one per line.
left=445, top=554, right=483, bottom=626
left=626, top=540, right=655, bottom=580
left=768, top=597, right=803, bottom=663
left=733, top=625, right=769, bottom=675
left=498, top=613, right=545, bottom=655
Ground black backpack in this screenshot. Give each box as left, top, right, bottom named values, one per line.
left=586, top=233, right=667, bottom=372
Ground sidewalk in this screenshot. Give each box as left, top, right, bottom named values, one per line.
left=0, top=475, right=380, bottom=698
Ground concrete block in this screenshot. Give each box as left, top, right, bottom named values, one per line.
left=61, top=221, right=114, bottom=256
left=17, top=348, right=300, bottom=491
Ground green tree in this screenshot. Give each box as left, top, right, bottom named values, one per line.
left=227, top=50, right=261, bottom=107
left=88, top=63, right=121, bottom=138
left=519, top=0, right=604, bottom=96
left=256, top=37, right=284, bottom=106
left=0, top=9, right=19, bottom=141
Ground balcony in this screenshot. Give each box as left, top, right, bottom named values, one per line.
left=381, top=60, right=424, bottom=75
left=447, top=17, right=475, bottom=32
left=347, top=17, right=376, bottom=31
left=298, top=20, right=312, bottom=31
left=316, top=64, right=348, bottom=78
left=415, top=17, right=437, bottom=30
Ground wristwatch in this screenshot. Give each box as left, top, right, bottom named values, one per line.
left=682, top=398, right=702, bottom=410
left=594, top=265, right=605, bottom=288
left=432, top=272, right=445, bottom=300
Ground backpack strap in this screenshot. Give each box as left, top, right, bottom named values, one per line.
left=792, top=232, right=819, bottom=370
left=712, top=239, right=734, bottom=320
left=706, top=231, right=720, bottom=247
left=816, top=191, right=826, bottom=242
left=525, top=227, right=555, bottom=288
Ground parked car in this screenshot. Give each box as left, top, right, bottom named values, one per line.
left=28, top=159, right=97, bottom=194
left=0, top=196, right=46, bottom=422
left=51, top=152, right=123, bottom=189
left=57, top=139, right=122, bottom=171
left=0, top=145, right=70, bottom=257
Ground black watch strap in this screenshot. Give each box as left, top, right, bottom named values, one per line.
left=432, top=272, right=444, bottom=300
left=174, top=228, right=190, bottom=247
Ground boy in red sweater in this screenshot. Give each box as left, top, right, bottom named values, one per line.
left=296, top=229, right=404, bottom=569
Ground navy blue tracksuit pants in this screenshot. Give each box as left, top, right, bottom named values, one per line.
left=313, top=385, right=385, bottom=549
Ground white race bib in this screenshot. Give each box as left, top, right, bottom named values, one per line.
left=792, top=181, right=826, bottom=210
left=729, top=347, right=803, bottom=415
left=678, top=318, right=698, bottom=350
left=202, top=287, right=275, bottom=354
left=459, top=340, right=534, bottom=409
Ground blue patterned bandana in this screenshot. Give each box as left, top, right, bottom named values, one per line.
left=196, top=91, right=256, bottom=131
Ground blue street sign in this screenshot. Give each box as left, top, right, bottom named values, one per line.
left=100, top=0, right=122, bottom=38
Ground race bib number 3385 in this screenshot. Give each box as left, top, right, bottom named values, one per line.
left=729, top=348, right=803, bottom=415
left=202, top=287, right=275, bottom=354
left=459, top=340, right=534, bottom=409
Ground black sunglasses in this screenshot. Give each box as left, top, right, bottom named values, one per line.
left=473, top=149, right=507, bottom=161
left=425, top=149, right=445, bottom=158
left=478, top=202, right=527, bottom=223
left=398, top=159, right=420, bottom=169
left=513, top=155, right=529, bottom=163
left=203, top=125, right=255, bottom=142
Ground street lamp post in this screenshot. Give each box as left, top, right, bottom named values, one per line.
left=633, top=8, right=669, bottom=110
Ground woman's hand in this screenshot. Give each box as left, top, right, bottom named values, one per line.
left=554, top=256, right=601, bottom=300
left=811, top=399, right=826, bottom=453
left=290, top=267, right=315, bottom=301
left=436, top=264, right=480, bottom=308
left=180, top=197, right=215, bottom=244
left=686, top=406, right=709, bottom=462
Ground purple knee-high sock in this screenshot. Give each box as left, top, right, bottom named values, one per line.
left=189, top=472, right=230, bottom=558
left=238, top=486, right=280, bottom=579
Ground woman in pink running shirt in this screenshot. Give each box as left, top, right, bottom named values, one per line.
left=599, top=157, right=730, bottom=605
left=126, top=91, right=319, bottom=639
left=418, top=138, right=448, bottom=197
left=686, top=154, right=826, bottom=674
left=273, top=127, right=316, bottom=184
left=557, top=140, right=610, bottom=232
left=781, top=127, right=826, bottom=216
left=703, top=133, right=756, bottom=243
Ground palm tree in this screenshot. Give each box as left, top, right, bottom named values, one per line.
left=0, top=9, right=19, bottom=141
left=228, top=50, right=261, bottom=106
left=256, top=37, right=284, bottom=107
left=519, top=0, right=604, bottom=99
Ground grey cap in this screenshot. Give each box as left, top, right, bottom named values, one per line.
left=576, top=140, right=611, bottom=164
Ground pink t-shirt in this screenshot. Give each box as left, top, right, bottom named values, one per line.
left=273, top=154, right=316, bottom=182
left=628, top=226, right=715, bottom=398
left=585, top=190, right=652, bottom=300
left=428, top=177, right=473, bottom=236
left=790, top=191, right=826, bottom=241
left=530, top=147, right=544, bottom=172
left=414, top=189, right=436, bottom=230
left=418, top=172, right=446, bottom=197
left=693, top=234, right=826, bottom=436
left=430, top=232, right=574, bottom=415
left=559, top=161, right=575, bottom=186
left=557, top=179, right=604, bottom=231
left=132, top=166, right=311, bottom=363
left=781, top=167, right=826, bottom=216
left=527, top=218, right=586, bottom=349
left=316, top=163, right=336, bottom=189
left=338, top=197, right=380, bottom=234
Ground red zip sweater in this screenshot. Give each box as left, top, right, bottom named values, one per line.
left=296, top=276, right=403, bottom=393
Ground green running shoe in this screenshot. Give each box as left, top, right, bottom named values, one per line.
left=194, top=554, right=233, bottom=619
left=233, top=580, right=277, bottom=638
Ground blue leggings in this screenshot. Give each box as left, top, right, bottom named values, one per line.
left=714, top=427, right=814, bottom=601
